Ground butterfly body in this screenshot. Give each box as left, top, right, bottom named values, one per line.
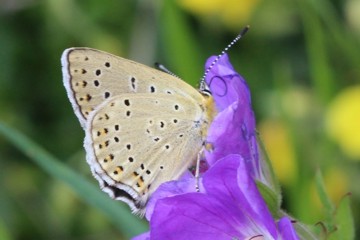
left=62, top=48, right=215, bottom=214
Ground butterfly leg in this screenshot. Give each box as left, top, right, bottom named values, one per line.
left=195, top=148, right=205, bottom=192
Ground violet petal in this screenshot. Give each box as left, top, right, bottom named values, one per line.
left=205, top=54, right=251, bottom=111
left=144, top=155, right=279, bottom=239
left=278, top=217, right=300, bottom=240
left=205, top=100, right=259, bottom=177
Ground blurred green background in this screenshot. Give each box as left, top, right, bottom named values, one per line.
left=0, top=0, right=359, bottom=239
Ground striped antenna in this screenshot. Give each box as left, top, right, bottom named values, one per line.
left=200, top=25, right=250, bottom=91
left=155, top=62, right=181, bottom=79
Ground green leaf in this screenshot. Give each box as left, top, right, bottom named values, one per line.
left=292, top=219, right=319, bottom=240
left=315, top=170, right=334, bottom=222
left=315, top=171, right=355, bottom=239
left=256, top=134, right=282, bottom=196
left=256, top=180, right=281, bottom=218
left=0, top=122, right=148, bottom=238
left=328, top=194, right=355, bottom=240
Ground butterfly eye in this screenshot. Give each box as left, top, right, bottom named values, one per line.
left=201, top=89, right=212, bottom=97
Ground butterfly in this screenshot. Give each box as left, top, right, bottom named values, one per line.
left=61, top=48, right=216, bottom=215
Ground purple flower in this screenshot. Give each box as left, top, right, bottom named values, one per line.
left=133, top=155, right=299, bottom=240
left=204, top=54, right=260, bottom=178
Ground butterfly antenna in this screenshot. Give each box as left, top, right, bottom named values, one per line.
left=199, top=25, right=250, bottom=91
left=155, top=62, right=181, bottom=79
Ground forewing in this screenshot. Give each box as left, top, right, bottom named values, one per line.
left=61, top=48, right=203, bottom=128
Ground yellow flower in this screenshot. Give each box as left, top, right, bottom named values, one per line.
left=258, top=119, right=297, bottom=186
left=178, top=0, right=261, bottom=29
left=325, top=85, right=360, bottom=160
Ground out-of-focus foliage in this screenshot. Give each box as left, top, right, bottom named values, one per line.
left=0, top=0, right=358, bottom=239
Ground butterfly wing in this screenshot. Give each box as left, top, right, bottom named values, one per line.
left=61, top=48, right=204, bottom=128
left=84, top=93, right=209, bottom=214
left=62, top=47, right=217, bottom=215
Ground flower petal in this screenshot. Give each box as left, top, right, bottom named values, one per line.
left=204, top=54, right=259, bottom=176
left=277, top=217, right=299, bottom=240
left=145, top=171, right=197, bottom=220
left=150, top=193, right=246, bottom=240
left=205, top=100, right=259, bottom=176
left=142, top=155, right=279, bottom=239
left=203, top=154, right=277, bottom=238
left=205, top=54, right=251, bottom=111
